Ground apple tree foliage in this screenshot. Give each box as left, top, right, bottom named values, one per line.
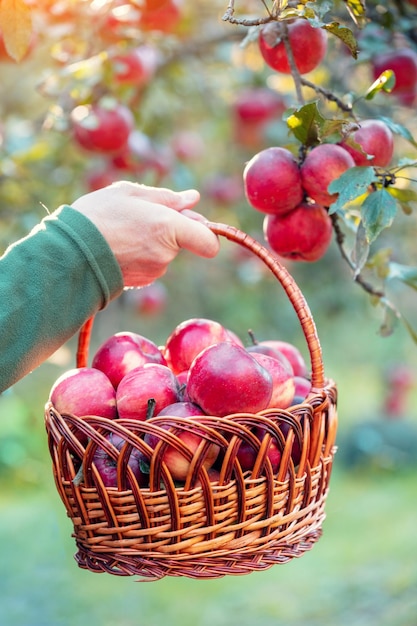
left=0, top=0, right=417, bottom=340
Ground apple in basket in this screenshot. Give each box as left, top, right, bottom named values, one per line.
left=163, top=317, right=243, bottom=375
left=92, top=432, right=148, bottom=488
left=92, top=331, right=167, bottom=388
left=49, top=367, right=118, bottom=446
left=143, top=401, right=219, bottom=482
left=236, top=429, right=282, bottom=473
left=49, top=367, right=117, bottom=419
left=258, top=339, right=308, bottom=377
left=116, top=363, right=181, bottom=420
left=187, top=342, right=273, bottom=416
left=250, top=352, right=295, bottom=409
left=292, top=376, right=312, bottom=403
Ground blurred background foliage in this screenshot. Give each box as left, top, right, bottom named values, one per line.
left=1, top=0, right=417, bottom=624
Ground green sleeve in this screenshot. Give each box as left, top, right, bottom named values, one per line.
left=0, top=205, right=124, bottom=392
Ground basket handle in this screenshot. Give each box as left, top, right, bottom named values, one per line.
left=77, top=222, right=325, bottom=391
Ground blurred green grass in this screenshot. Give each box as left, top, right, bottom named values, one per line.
left=1, top=467, right=416, bottom=626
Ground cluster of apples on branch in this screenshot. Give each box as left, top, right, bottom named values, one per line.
left=49, top=317, right=311, bottom=488
left=240, top=18, right=397, bottom=263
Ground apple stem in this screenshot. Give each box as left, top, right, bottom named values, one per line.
left=146, top=398, right=157, bottom=420
left=247, top=329, right=259, bottom=345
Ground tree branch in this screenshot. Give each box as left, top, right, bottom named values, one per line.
left=330, top=213, right=385, bottom=298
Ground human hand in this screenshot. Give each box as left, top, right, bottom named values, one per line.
left=71, top=181, right=220, bottom=287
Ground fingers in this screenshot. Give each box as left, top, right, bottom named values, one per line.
left=116, top=181, right=201, bottom=211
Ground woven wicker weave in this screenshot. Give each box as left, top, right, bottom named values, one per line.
left=44, top=222, right=338, bottom=580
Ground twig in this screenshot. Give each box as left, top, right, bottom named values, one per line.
left=222, top=0, right=273, bottom=26
left=330, top=213, right=385, bottom=298
left=281, top=22, right=304, bottom=105
left=300, top=77, right=358, bottom=117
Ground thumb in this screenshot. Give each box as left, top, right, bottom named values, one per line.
left=174, top=212, right=220, bottom=259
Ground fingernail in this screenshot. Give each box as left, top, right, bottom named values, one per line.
left=181, top=189, right=200, bottom=202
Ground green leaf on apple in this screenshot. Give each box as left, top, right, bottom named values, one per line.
left=327, top=166, right=378, bottom=214
left=361, top=189, right=397, bottom=243
left=323, top=22, right=359, bottom=58
left=365, top=70, right=396, bottom=99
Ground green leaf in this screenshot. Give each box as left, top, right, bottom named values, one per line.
left=400, top=316, right=417, bottom=345
left=378, top=118, right=417, bottom=148
left=378, top=298, right=399, bottom=338
left=396, top=157, right=417, bottom=169
left=327, top=166, right=377, bottom=214
left=306, top=1, right=334, bottom=20
left=341, top=0, right=367, bottom=28
left=387, top=263, right=417, bottom=291
left=285, top=101, right=325, bottom=146
left=323, top=22, right=359, bottom=58
left=386, top=187, right=417, bottom=215
left=361, top=189, right=397, bottom=243
left=351, top=221, right=370, bottom=277
left=365, top=71, right=396, bottom=100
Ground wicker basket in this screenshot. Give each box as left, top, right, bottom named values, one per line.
left=44, top=222, right=338, bottom=580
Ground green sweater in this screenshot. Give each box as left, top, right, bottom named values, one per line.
left=0, top=205, right=123, bottom=392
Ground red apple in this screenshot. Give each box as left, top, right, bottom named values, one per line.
left=111, top=130, right=156, bottom=174
left=127, top=282, right=168, bottom=316
left=187, top=342, right=273, bottom=416
left=143, top=401, right=218, bottom=482
left=139, top=0, right=182, bottom=33
left=372, top=48, right=417, bottom=104
left=300, top=144, right=355, bottom=207
left=263, top=202, right=333, bottom=262
left=339, top=119, right=394, bottom=167
left=259, top=20, right=328, bottom=75
left=292, top=376, right=312, bottom=403
left=49, top=367, right=117, bottom=419
left=203, top=174, right=243, bottom=206
left=246, top=336, right=293, bottom=372
left=92, top=432, right=148, bottom=488
left=250, top=353, right=295, bottom=408
left=278, top=419, right=303, bottom=466
left=92, top=332, right=166, bottom=389
left=85, top=167, right=118, bottom=192
left=193, top=468, right=221, bottom=487
left=163, top=318, right=239, bottom=375
left=233, top=87, right=286, bottom=124
left=157, top=401, right=205, bottom=418
left=71, top=100, right=134, bottom=153
left=116, top=363, right=181, bottom=420
left=170, top=130, right=205, bottom=162
left=144, top=422, right=218, bottom=482
left=243, top=147, right=303, bottom=215
left=111, top=44, right=160, bottom=86
left=236, top=429, right=282, bottom=473
left=259, top=340, right=308, bottom=378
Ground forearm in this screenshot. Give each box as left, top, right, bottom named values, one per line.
left=0, top=205, right=123, bottom=392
